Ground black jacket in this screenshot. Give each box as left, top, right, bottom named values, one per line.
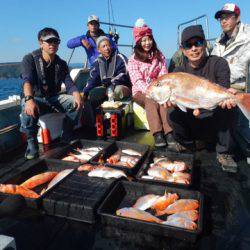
left=21, top=49, right=77, bottom=97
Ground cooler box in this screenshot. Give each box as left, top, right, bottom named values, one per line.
left=133, top=102, right=149, bottom=130
left=37, top=112, right=83, bottom=144
left=37, top=113, right=65, bottom=144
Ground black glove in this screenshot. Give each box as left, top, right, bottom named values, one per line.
left=102, top=78, right=112, bottom=87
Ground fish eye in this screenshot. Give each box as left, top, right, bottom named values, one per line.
left=155, top=81, right=162, bottom=87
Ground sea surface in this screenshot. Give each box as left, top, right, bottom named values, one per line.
left=0, top=78, right=22, bottom=101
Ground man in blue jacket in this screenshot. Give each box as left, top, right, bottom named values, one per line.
left=82, top=36, right=131, bottom=105
left=67, top=15, right=117, bottom=69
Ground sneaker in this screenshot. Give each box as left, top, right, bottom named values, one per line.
left=168, top=141, right=194, bottom=153
left=154, top=132, right=166, bottom=147
left=165, top=132, right=175, bottom=146
left=217, top=153, right=237, bottom=173
left=25, top=138, right=39, bottom=160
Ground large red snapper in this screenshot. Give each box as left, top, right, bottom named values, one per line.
left=146, top=72, right=250, bottom=120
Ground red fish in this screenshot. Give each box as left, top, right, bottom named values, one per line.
left=146, top=72, right=250, bottom=120
left=21, top=172, right=58, bottom=189
left=162, top=217, right=197, bottom=230
left=153, top=193, right=179, bottom=212
left=77, top=164, right=95, bottom=172
left=157, top=199, right=199, bottom=216
left=107, top=149, right=122, bottom=164
left=0, top=184, right=40, bottom=199
left=116, top=207, right=162, bottom=223
left=167, top=210, right=199, bottom=222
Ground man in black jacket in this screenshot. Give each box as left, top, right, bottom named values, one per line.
left=20, top=27, right=82, bottom=159
left=167, top=25, right=238, bottom=172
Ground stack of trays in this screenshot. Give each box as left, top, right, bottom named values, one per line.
left=42, top=165, right=116, bottom=223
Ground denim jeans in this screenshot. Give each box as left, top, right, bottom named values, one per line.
left=20, top=94, right=80, bottom=138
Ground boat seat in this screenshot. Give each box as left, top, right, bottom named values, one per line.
left=132, top=102, right=149, bottom=130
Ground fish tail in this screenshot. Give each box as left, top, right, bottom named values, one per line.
left=236, top=93, right=250, bottom=120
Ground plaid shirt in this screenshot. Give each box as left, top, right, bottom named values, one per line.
left=127, top=53, right=167, bottom=96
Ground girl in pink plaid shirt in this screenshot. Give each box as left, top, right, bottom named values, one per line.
left=127, top=18, right=173, bottom=147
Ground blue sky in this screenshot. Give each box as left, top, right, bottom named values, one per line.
left=0, top=0, right=250, bottom=63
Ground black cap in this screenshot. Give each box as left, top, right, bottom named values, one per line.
left=181, top=25, right=205, bottom=46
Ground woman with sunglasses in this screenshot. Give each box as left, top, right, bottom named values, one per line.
left=168, top=24, right=238, bottom=172
left=127, top=18, right=173, bottom=148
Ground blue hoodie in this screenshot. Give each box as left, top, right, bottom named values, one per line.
left=67, top=29, right=117, bottom=68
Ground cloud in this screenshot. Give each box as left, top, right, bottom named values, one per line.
left=9, top=37, right=22, bottom=44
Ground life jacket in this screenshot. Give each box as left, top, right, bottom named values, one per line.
left=97, top=51, right=117, bottom=81
left=30, top=49, right=61, bottom=97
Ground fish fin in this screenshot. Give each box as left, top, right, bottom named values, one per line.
left=236, top=93, right=250, bottom=121
left=176, top=103, right=187, bottom=112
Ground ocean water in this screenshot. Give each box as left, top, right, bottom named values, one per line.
left=0, top=78, right=22, bottom=101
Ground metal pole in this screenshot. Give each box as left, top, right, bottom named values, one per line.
left=67, top=48, right=75, bottom=66
left=99, top=21, right=133, bottom=29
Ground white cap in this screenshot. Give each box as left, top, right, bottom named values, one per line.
left=88, top=15, right=99, bottom=23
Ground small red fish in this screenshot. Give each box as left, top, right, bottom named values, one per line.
left=107, top=149, right=122, bottom=164
left=21, top=172, right=58, bottom=189
left=162, top=217, right=197, bottom=230
left=77, top=164, right=95, bottom=172
left=153, top=193, right=179, bottom=212
left=159, top=199, right=199, bottom=215
left=0, top=184, right=40, bottom=199
left=167, top=210, right=199, bottom=222
left=116, top=207, right=162, bottom=223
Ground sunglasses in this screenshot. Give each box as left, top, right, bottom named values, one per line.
left=43, top=39, right=60, bottom=45
left=183, top=39, right=205, bottom=50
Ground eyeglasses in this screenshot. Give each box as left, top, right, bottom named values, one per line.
left=183, top=40, right=205, bottom=50
left=43, top=39, right=60, bottom=45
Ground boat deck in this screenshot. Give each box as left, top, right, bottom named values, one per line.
left=0, top=128, right=250, bottom=250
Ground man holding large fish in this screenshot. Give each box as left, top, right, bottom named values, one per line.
left=147, top=25, right=250, bottom=172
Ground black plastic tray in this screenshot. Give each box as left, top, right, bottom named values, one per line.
left=91, top=141, right=149, bottom=176
left=44, top=139, right=113, bottom=163
left=42, top=166, right=117, bottom=224
left=0, top=159, right=77, bottom=209
left=136, top=150, right=194, bottom=188
left=97, top=180, right=203, bottom=242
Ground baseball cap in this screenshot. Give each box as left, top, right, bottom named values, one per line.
left=181, top=25, right=205, bottom=46
left=88, top=15, right=99, bottom=23
left=41, top=33, right=60, bottom=42
left=215, top=3, right=240, bottom=19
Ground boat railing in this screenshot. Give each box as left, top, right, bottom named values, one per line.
left=177, top=15, right=216, bottom=49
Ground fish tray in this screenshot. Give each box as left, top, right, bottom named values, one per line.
left=136, top=150, right=194, bottom=188
left=44, top=139, right=113, bottom=163
left=42, top=165, right=117, bottom=224
left=0, top=159, right=77, bottom=209
left=97, top=180, right=203, bottom=242
left=90, top=141, right=149, bottom=176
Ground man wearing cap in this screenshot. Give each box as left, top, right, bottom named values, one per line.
left=20, top=27, right=82, bottom=159
left=67, top=15, right=117, bottom=69
left=82, top=36, right=131, bottom=105
left=212, top=3, right=250, bottom=91
left=167, top=24, right=238, bottom=172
